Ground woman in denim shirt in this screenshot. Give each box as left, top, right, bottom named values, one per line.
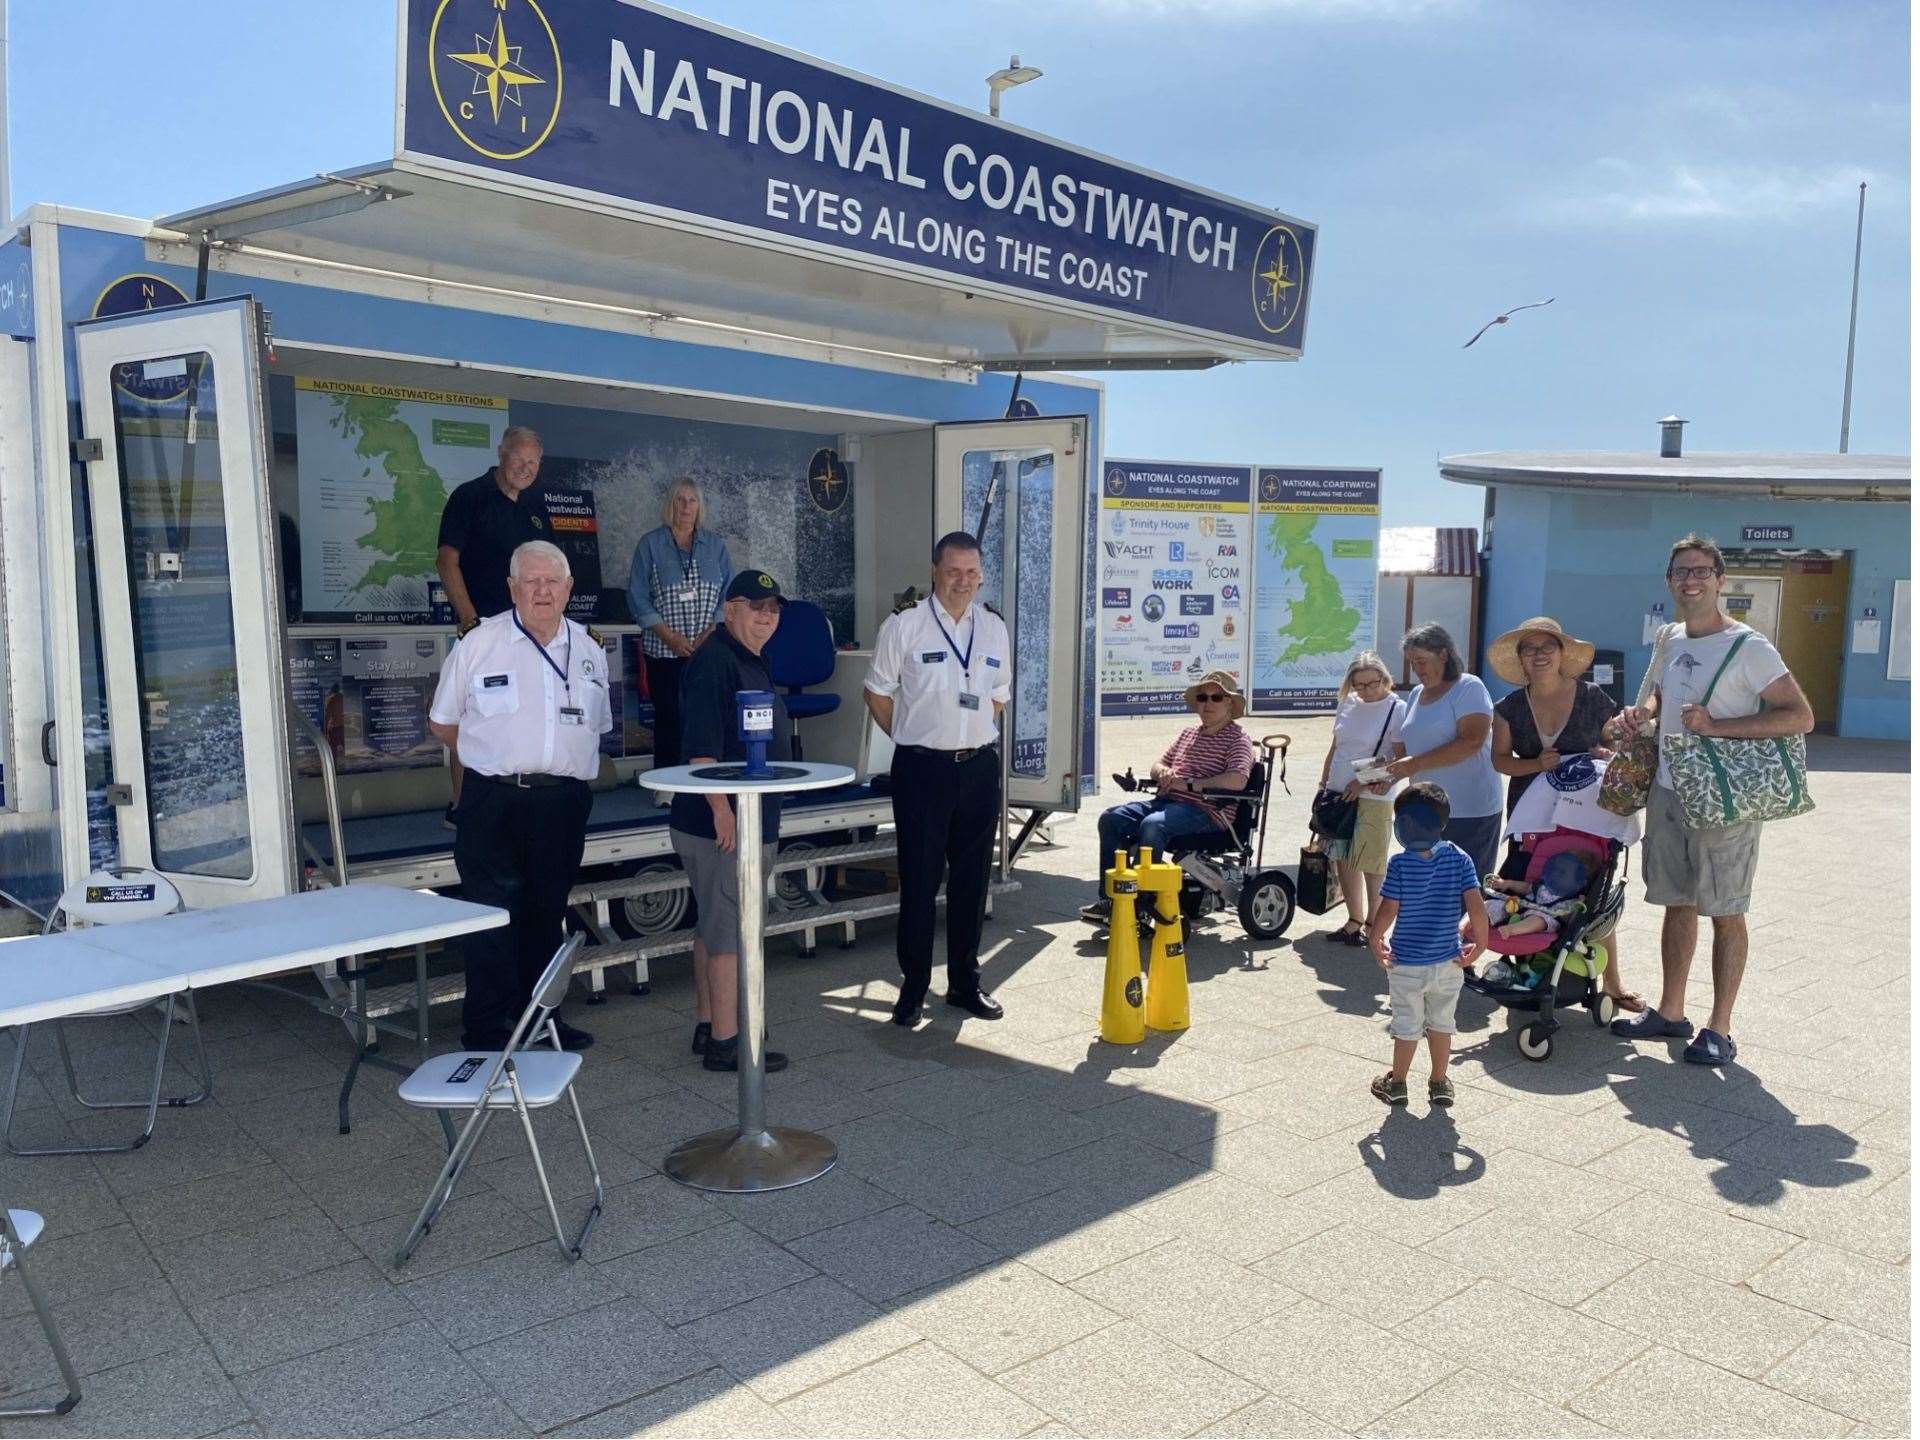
left=627, top=478, right=733, bottom=770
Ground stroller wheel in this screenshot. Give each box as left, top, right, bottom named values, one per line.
left=1516, top=1024, right=1553, bottom=1062
left=1591, top=994, right=1617, bottom=1027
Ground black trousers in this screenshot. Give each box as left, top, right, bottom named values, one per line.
left=453, top=775, right=593, bottom=1046
left=891, top=745, right=999, bottom=998
left=645, top=655, right=688, bottom=769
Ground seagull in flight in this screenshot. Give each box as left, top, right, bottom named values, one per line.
left=1463, top=298, right=1555, bottom=349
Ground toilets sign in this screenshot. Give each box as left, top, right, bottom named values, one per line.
left=400, top=0, right=1317, bottom=353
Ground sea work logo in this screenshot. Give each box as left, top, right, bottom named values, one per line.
left=1152, top=569, right=1195, bottom=591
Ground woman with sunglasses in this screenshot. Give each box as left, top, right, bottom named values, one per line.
left=1081, top=671, right=1253, bottom=926
left=1487, top=615, right=1644, bottom=1014
left=1316, top=652, right=1405, bottom=945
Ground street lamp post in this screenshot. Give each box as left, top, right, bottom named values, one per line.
left=986, top=55, right=1042, bottom=118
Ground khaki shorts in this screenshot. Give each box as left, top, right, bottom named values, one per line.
left=670, top=830, right=776, bottom=954
left=1388, top=962, right=1464, bottom=1040
left=1641, top=784, right=1761, bottom=918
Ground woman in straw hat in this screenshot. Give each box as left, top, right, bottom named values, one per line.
left=1488, top=615, right=1644, bottom=1013
left=1081, top=671, right=1254, bottom=926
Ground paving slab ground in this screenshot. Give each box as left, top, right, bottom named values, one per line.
left=0, top=717, right=1906, bottom=1436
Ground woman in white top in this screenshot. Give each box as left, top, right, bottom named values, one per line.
left=1316, top=652, right=1405, bottom=945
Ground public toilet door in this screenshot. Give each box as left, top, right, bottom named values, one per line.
left=71, top=296, right=298, bottom=907
left=932, top=418, right=1089, bottom=813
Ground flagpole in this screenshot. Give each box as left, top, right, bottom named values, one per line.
left=0, top=0, right=11, bottom=225
left=1838, top=181, right=1866, bottom=453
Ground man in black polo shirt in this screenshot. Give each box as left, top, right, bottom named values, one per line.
left=669, top=569, right=792, bottom=1073
left=436, top=426, right=551, bottom=818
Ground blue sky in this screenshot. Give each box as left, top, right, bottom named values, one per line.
left=12, top=0, right=1907, bottom=527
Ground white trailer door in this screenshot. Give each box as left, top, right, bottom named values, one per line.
left=932, top=417, right=1088, bottom=812
left=73, top=297, right=296, bottom=907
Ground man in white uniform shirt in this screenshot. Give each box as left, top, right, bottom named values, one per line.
left=1608, top=533, right=1813, bottom=1068
left=429, top=540, right=610, bottom=1051
left=865, top=532, right=1012, bottom=1027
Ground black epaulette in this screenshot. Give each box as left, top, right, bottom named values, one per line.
left=982, top=601, right=1004, bottom=620
left=890, top=587, right=922, bottom=614
left=585, top=626, right=607, bottom=646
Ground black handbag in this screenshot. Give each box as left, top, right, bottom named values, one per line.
left=1296, top=845, right=1343, bottom=915
left=1308, top=789, right=1358, bottom=841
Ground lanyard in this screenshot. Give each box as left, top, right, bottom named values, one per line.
left=514, top=616, right=572, bottom=696
left=929, top=600, right=973, bottom=676
left=670, top=530, right=698, bottom=587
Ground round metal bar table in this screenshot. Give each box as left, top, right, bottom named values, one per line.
left=640, top=761, right=854, bottom=1193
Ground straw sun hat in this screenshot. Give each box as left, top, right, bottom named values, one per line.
left=1183, top=671, right=1246, bottom=720
left=1486, top=616, right=1596, bottom=686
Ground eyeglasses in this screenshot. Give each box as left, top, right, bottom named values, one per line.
left=1667, top=565, right=1720, bottom=581
left=1516, top=643, right=1562, bottom=659
left=1193, top=693, right=1228, bottom=704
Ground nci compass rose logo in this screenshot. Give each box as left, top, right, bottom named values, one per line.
left=1249, top=224, right=1306, bottom=337
left=428, top=0, right=563, bottom=161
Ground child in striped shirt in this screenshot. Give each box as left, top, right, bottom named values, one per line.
left=1368, top=782, right=1489, bottom=1108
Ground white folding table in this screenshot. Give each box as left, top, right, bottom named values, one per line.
left=0, top=886, right=507, bottom=1136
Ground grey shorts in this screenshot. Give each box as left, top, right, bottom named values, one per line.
left=1388, top=962, right=1464, bottom=1040
left=1641, top=784, right=1761, bottom=917
left=670, top=830, right=776, bottom=954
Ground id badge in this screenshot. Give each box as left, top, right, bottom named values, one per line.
left=957, top=692, right=981, bottom=711
left=559, top=705, right=586, bottom=727
left=678, top=587, right=699, bottom=602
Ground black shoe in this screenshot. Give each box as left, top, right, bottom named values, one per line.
left=692, top=1021, right=711, bottom=1056
left=1079, top=899, right=1112, bottom=926
left=442, top=803, right=459, bottom=831
left=701, top=1035, right=789, bottom=1072
left=945, top=990, right=1005, bottom=1021
left=550, top=1019, right=594, bottom=1052
left=890, top=988, right=926, bottom=1026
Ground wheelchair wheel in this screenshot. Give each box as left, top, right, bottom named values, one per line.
left=1237, top=869, right=1295, bottom=939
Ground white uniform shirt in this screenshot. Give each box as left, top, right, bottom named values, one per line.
left=865, top=596, right=1012, bottom=751
left=429, top=611, right=611, bottom=780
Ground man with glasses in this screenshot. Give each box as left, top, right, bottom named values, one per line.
left=429, top=541, right=608, bottom=1051
left=865, top=532, right=1013, bottom=1027
left=1608, top=534, right=1813, bottom=1067
left=1080, top=671, right=1254, bottom=927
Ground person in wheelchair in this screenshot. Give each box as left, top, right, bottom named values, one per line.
left=1080, top=671, right=1253, bottom=925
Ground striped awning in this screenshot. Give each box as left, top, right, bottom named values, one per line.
left=1379, top=526, right=1480, bottom=576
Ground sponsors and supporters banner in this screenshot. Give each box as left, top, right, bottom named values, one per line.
left=399, top=0, right=1315, bottom=354
left=1098, top=460, right=1251, bottom=716
left=1250, top=467, right=1381, bottom=709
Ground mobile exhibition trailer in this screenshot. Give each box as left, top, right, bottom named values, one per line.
left=0, top=0, right=1317, bottom=1003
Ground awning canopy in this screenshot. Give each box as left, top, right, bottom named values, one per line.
left=1379, top=526, right=1481, bottom=577
left=158, top=161, right=1289, bottom=372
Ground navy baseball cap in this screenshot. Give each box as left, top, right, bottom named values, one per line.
left=725, top=569, right=787, bottom=604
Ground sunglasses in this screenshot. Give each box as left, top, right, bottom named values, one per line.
left=1192, top=692, right=1229, bottom=703
left=1517, top=642, right=1562, bottom=658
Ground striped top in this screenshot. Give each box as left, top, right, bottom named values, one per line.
left=1159, top=722, right=1255, bottom=829
left=1381, top=841, right=1479, bottom=965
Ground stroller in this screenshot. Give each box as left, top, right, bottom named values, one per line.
left=1462, top=826, right=1628, bottom=1063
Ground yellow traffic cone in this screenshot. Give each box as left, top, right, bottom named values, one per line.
left=1098, top=850, right=1145, bottom=1045
left=1135, top=853, right=1190, bottom=1033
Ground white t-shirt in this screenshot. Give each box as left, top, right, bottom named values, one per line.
left=1328, top=693, right=1404, bottom=801
left=1651, top=621, right=1789, bottom=788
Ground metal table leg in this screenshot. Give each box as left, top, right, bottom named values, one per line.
left=665, top=789, right=837, bottom=1192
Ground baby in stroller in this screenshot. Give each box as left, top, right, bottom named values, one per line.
left=1482, top=849, right=1591, bottom=942
left=1463, top=825, right=1628, bottom=1062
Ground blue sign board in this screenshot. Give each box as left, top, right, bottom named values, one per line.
left=400, top=0, right=1315, bottom=354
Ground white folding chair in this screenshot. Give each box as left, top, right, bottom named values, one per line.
left=2, top=868, right=214, bottom=1157
left=1, top=1203, right=83, bottom=1417
left=393, top=933, right=603, bottom=1267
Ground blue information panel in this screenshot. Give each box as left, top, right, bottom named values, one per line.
left=1098, top=460, right=1252, bottom=716
left=400, top=0, right=1315, bottom=354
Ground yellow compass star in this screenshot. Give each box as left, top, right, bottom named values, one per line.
left=446, top=15, right=545, bottom=124
left=1257, top=251, right=1295, bottom=315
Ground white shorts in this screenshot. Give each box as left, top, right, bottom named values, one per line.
left=1388, top=962, right=1464, bottom=1040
